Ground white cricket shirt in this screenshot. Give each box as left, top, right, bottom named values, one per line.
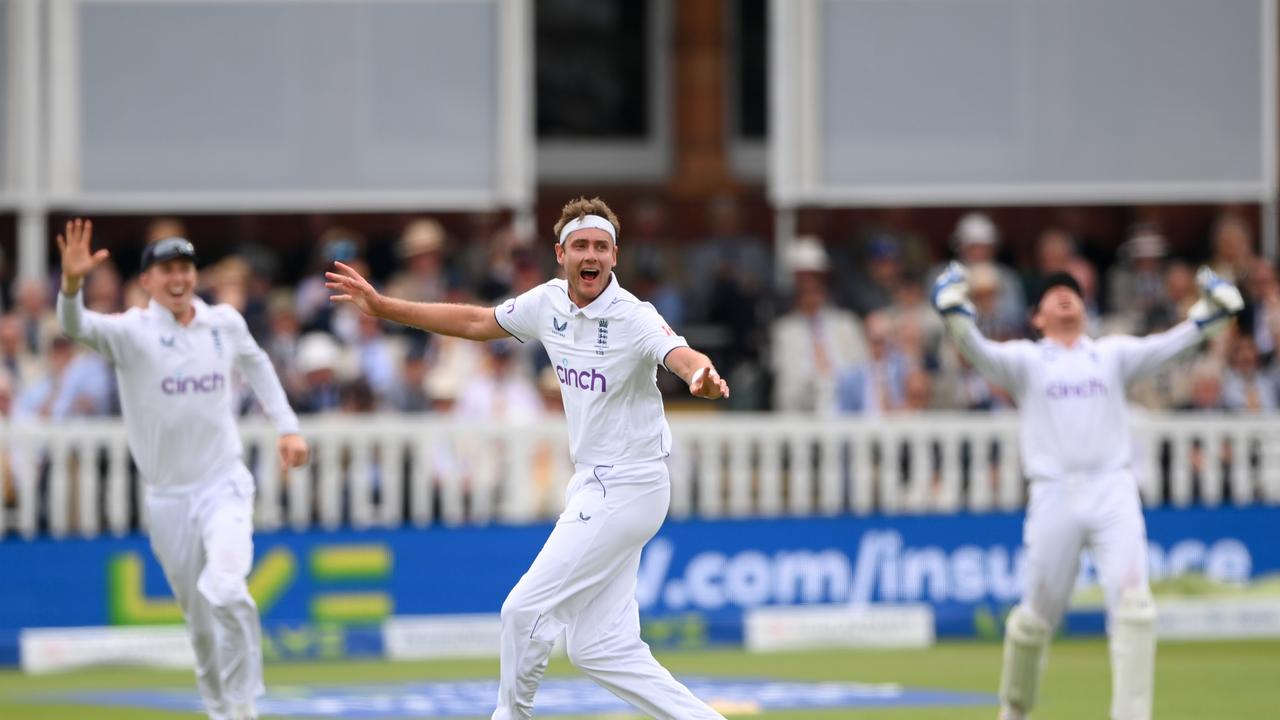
left=950, top=318, right=1201, bottom=480
left=495, top=274, right=688, bottom=466
left=58, top=291, right=299, bottom=489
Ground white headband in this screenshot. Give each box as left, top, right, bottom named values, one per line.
left=558, top=214, right=617, bottom=245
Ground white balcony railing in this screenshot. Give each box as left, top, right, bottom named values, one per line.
left=2, top=412, right=1278, bottom=539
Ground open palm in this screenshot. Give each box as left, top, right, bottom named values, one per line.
left=325, top=261, right=382, bottom=316
left=56, top=219, right=109, bottom=282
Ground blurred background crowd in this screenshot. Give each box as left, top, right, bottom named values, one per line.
left=3, top=199, right=1278, bottom=431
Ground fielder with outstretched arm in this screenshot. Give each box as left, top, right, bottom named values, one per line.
left=932, top=261, right=1242, bottom=720
left=56, top=220, right=309, bottom=720
left=327, top=197, right=729, bottom=720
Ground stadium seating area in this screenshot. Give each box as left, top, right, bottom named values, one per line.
left=2, top=205, right=1277, bottom=430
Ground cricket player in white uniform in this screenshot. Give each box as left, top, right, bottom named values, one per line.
left=55, top=220, right=309, bottom=720
left=327, top=197, right=729, bottom=719
left=933, top=262, right=1243, bottom=720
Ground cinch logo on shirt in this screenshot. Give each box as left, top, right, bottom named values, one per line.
left=1046, top=378, right=1107, bottom=399
left=556, top=360, right=607, bottom=393
left=162, top=372, right=227, bottom=395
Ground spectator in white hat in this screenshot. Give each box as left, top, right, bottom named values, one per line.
left=387, top=218, right=448, bottom=305
left=769, top=236, right=868, bottom=414
left=294, top=332, right=347, bottom=414
left=934, top=212, right=1027, bottom=334
left=1107, top=226, right=1169, bottom=334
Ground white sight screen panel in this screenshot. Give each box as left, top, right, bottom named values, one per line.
left=818, top=0, right=1268, bottom=200
left=0, top=0, right=9, bottom=194
left=80, top=1, right=497, bottom=195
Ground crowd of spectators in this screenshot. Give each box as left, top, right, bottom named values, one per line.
left=2, top=202, right=1280, bottom=435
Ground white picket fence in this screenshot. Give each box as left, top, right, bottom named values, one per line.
left=1, top=412, right=1278, bottom=539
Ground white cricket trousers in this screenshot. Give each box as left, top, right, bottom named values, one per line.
left=1019, top=470, right=1151, bottom=626
left=491, top=460, right=724, bottom=720
left=146, top=473, right=264, bottom=720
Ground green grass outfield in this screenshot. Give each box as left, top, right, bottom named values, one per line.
left=1, top=639, right=1277, bottom=719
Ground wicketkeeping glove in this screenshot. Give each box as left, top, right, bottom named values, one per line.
left=1189, top=265, right=1244, bottom=335
left=931, top=261, right=975, bottom=318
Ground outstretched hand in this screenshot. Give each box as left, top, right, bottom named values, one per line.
left=689, top=366, right=730, bottom=400
left=325, top=261, right=383, bottom=317
left=56, top=219, right=110, bottom=292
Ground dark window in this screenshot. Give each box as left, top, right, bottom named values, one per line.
left=732, top=0, right=767, bottom=139
left=536, top=0, right=650, bottom=139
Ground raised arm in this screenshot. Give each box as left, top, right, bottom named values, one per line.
left=1115, top=266, right=1243, bottom=384
left=55, top=219, right=127, bottom=362
left=932, top=262, right=1028, bottom=395
left=326, top=261, right=507, bottom=342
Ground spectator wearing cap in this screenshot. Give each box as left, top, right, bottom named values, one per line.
left=387, top=218, right=449, bottom=305
left=294, top=332, right=347, bottom=414
left=770, top=236, right=867, bottom=415
left=296, top=226, right=365, bottom=334
left=1107, top=226, right=1169, bottom=334
left=934, top=212, right=1026, bottom=334
left=845, top=233, right=904, bottom=317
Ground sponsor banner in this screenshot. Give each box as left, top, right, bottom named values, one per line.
left=383, top=615, right=505, bottom=660
left=20, top=624, right=386, bottom=673
left=745, top=604, right=935, bottom=652
left=2, top=506, right=1277, bottom=664
left=1156, top=599, right=1280, bottom=640
left=20, top=625, right=193, bottom=674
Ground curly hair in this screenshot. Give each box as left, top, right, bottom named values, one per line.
left=553, top=196, right=621, bottom=241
